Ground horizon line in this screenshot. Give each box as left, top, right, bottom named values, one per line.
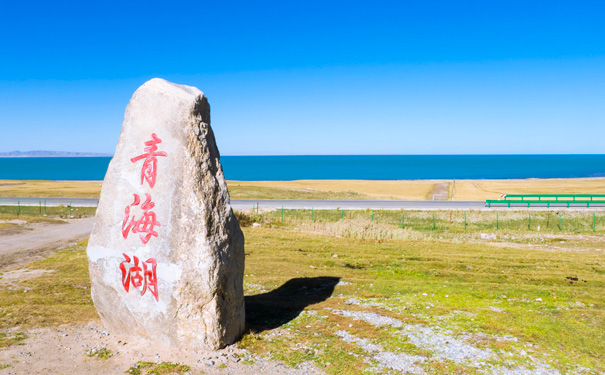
left=1, top=153, right=605, bottom=158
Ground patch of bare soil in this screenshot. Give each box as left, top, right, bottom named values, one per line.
left=0, top=323, right=323, bottom=375
left=486, top=241, right=603, bottom=253
left=0, top=220, right=27, bottom=225
left=0, top=269, right=55, bottom=290
left=0, top=218, right=95, bottom=270
left=480, top=233, right=605, bottom=253
left=0, top=220, right=29, bottom=236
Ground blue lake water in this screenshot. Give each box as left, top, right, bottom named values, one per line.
left=0, top=155, right=603, bottom=181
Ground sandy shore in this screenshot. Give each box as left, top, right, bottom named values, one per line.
left=229, top=178, right=605, bottom=201
left=1, top=178, right=604, bottom=201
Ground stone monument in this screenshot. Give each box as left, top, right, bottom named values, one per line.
left=86, top=78, right=245, bottom=349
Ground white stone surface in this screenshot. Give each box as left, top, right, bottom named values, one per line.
left=87, top=78, right=245, bottom=349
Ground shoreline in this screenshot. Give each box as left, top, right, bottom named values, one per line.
left=2, top=178, right=604, bottom=201
left=1, top=176, right=605, bottom=183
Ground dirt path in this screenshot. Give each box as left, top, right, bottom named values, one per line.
left=428, top=182, right=450, bottom=201
left=0, top=217, right=95, bottom=270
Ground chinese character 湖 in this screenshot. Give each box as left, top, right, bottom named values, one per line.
left=119, top=253, right=159, bottom=301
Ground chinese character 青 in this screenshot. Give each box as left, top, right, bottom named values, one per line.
left=130, top=133, right=167, bottom=188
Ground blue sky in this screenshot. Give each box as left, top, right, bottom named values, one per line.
left=0, top=1, right=603, bottom=155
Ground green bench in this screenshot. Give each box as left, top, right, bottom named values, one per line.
left=485, top=194, right=605, bottom=208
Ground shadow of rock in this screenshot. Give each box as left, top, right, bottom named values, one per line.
left=245, top=276, right=340, bottom=333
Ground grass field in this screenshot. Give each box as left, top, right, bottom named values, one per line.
left=0, top=205, right=97, bottom=219
left=253, top=208, right=605, bottom=237
left=239, top=226, right=604, bottom=374
left=3, top=178, right=604, bottom=201
left=0, top=239, right=97, bottom=348
left=0, top=210, right=603, bottom=374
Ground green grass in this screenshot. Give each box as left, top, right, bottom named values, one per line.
left=126, top=361, right=191, bottom=375
left=238, top=214, right=605, bottom=374
left=0, top=205, right=97, bottom=218
left=126, top=361, right=154, bottom=375
left=0, top=212, right=65, bottom=225
left=0, top=210, right=603, bottom=373
left=0, top=239, right=97, bottom=330
left=87, top=347, right=112, bottom=360
left=0, top=331, right=27, bottom=348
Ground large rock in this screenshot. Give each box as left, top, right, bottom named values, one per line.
left=87, top=78, right=245, bottom=349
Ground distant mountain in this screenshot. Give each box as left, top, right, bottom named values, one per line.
left=0, top=151, right=112, bottom=157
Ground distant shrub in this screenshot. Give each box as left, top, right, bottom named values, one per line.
left=234, top=210, right=254, bottom=227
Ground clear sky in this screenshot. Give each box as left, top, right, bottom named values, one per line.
left=0, top=1, right=603, bottom=155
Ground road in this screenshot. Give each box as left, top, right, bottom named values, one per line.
left=0, top=196, right=486, bottom=209
left=2, top=196, right=603, bottom=210
left=232, top=199, right=487, bottom=210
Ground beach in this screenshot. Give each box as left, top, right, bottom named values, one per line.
left=2, top=177, right=605, bottom=201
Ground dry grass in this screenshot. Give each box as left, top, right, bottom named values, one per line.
left=258, top=208, right=605, bottom=237
left=0, top=179, right=441, bottom=200
left=0, top=180, right=103, bottom=198
left=227, top=184, right=373, bottom=200
left=230, top=180, right=443, bottom=200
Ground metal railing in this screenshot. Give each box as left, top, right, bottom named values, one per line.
left=486, top=194, right=605, bottom=208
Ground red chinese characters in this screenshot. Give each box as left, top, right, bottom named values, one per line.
left=130, top=133, right=167, bottom=189
left=119, top=133, right=167, bottom=302
left=120, top=253, right=158, bottom=301
left=122, top=193, right=161, bottom=244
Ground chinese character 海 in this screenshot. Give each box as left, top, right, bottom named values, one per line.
left=122, top=193, right=161, bottom=244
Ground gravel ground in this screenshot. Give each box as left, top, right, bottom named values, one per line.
left=0, top=323, right=324, bottom=375
left=335, top=330, right=425, bottom=374
left=328, top=307, right=564, bottom=375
